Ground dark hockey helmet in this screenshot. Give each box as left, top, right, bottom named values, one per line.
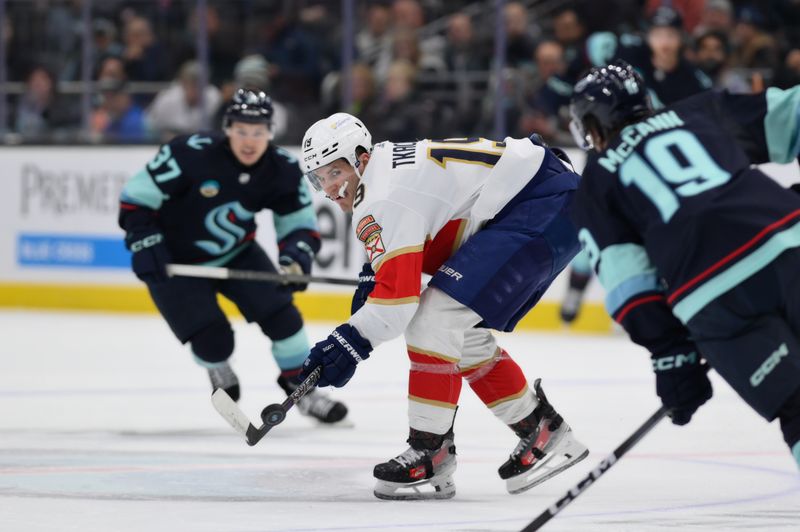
left=223, top=88, right=273, bottom=128
left=569, top=60, right=652, bottom=150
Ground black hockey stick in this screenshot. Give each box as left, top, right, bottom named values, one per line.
left=520, top=406, right=669, bottom=531
left=211, top=366, right=322, bottom=446
left=167, top=263, right=359, bottom=287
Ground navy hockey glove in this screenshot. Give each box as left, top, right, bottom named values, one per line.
left=350, top=262, right=376, bottom=315
left=301, top=324, right=372, bottom=388
left=278, top=241, right=314, bottom=292
left=652, top=349, right=713, bottom=426
left=126, top=230, right=170, bottom=284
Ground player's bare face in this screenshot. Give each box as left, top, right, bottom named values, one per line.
left=316, top=159, right=359, bottom=212
left=227, top=122, right=270, bottom=166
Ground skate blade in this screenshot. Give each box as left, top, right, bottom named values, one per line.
left=506, top=433, right=589, bottom=495
left=374, top=476, right=456, bottom=500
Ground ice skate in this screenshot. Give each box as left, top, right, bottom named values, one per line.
left=373, top=428, right=457, bottom=500
left=559, top=286, right=586, bottom=324
left=208, top=362, right=240, bottom=402
left=499, top=379, right=588, bottom=494
left=277, top=376, right=348, bottom=424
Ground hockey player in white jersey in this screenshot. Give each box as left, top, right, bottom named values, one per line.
left=298, top=113, right=588, bottom=499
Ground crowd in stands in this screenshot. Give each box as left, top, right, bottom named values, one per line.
left=3, top=0, right=800, bottom=145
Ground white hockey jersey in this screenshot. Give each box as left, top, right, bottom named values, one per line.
left=348, top=137, right=549, bottom=346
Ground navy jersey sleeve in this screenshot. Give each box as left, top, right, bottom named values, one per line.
left=573, top=167, right=696, bottom=358
left=118, top=135, right=197, bottom=234
left=694, top=86, right=800, bottom=164
left=265, top=146, right=321, bottom=256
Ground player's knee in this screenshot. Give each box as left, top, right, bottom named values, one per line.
left=190, top=320, right=234, bottom=364
left=778, top=386, right=800, bottom=454
left=407, top=289, right=473, bottom=344
left=256, top=303, right=303, bottom=340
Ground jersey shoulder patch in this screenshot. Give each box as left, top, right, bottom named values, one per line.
left=356, top=214, right=386, bottom=262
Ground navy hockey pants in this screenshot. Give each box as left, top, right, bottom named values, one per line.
left=686, top=247, right=800, bottom=421
left=430, top=184, right=580, bottom=332
left=147, top=243, right=301, bottom=344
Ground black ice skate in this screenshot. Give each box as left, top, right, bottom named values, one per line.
left=373, top=428, right=457, bottom=500
left=560, top=270, right=591, bottom=324
left=207, top=362, right=240, bottom=402
left=499, top=379, right=588, bottom=494
left=277, top=376, right=348, bottom=424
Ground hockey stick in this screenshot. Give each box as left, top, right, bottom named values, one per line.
left=167, top=263, right=359, bottom=287
left=520, top=406, right=669, bottom=531
left=211, top=366, right=322, bottom=446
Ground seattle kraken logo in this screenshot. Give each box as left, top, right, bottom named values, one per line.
left=195, top=202, right=255, bottom=255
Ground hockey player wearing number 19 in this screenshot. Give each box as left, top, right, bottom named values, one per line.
left=569, top=61, right=800, bottom=471
left=117, top=89, right=348, bottom=425
left=298, top=113, right=590, bottom=500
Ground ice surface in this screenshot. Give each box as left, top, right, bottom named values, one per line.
left=1, top=310, right=798, bottom=531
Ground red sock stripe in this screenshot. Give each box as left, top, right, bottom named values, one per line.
left=407, top=349, right=461, bottom=405
left=468, top=355, right=528, bottom=406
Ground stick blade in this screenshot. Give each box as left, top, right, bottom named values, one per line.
left=211, top=388, right=258, bottom=443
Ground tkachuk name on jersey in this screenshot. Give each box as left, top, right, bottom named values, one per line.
left=598, top=110, right=685, bottom=172
left=392, top=142, right=417, bottom=168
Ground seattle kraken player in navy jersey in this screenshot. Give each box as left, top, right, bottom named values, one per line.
left=118, top=89, right=347, bottom=423
left=569, top=61, right=800, bottom=469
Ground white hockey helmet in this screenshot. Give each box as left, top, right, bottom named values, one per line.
left=301, top=112, right=372, bottom=191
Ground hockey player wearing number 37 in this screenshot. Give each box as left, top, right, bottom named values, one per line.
left=298, top=113, right=589, bottom=500
left=569, top=61, right=800, bottom=470
left=117, top=89, right=348, bottom=424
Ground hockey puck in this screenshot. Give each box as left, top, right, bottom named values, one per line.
left=261, top=404, right=285, bottom=425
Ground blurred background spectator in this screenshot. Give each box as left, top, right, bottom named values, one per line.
left=145, top=60, right=222, bottom=142
left=1, top=0, right=799, bottom=145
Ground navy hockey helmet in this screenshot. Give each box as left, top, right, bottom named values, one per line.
left=223, top=88, right=273, bottom=129
left=569, top=60, right=652, bottom=149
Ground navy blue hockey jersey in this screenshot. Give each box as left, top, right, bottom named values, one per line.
left=574, top=87, right=800, bottom=330
left=119, top=133, right=319, bottom=265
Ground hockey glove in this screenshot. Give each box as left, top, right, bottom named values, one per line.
left=652, top=348, right=713, bottom=426
left=350, top=262, right=376, bottom=315
left=278, top=241, right=314, bottom=292
left=126, top=229, right=171, bottom=284
left=301, top=324, right=372, bottom=388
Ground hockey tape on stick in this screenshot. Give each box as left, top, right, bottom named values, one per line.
left=211, top=366, right=323, bottom=446
left=167, top=263, right=359, bottom=287
left=520, top=406, right=669, bottom=531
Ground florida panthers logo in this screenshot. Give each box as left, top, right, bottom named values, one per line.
left=357, top=214, right=385, bottom=262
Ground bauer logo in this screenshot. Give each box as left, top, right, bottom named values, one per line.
left=17, top=233, right=130, bottom=268
left=750, top=343, right=789, bottom=387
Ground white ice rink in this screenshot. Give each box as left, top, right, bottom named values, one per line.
left=1, top=309, right=798, bottom=532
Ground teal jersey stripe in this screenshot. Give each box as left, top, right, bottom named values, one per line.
left=597, top=242, right=658, bottom=293
left=793, top=441, right=800, bottom=469
left=674, top=220, right=800, bottom=323
left=272, top=328, right=310, bottom=370
left=273, top=203, right=318, bottom=241
left=120, top=168, right=166, bottom=210
left=765, top=86, right=800, bottom=164
left=605, top=272, right=662, bottom=316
